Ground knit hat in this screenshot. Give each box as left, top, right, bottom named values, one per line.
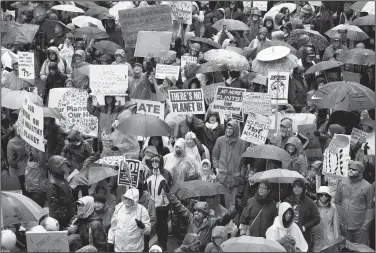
left=100, top=53, right=112, bottom=63
left=74, top=50, right=86, bottom=58
left=292, top=178, right=306, bottom=191
left=114, top=49, right=126, bottom=58
left=317, top=186, right=332, bottom=196
left=280, top=118, right=293, bottom=128
left=300, top=4, right=313, bottom=14
left=143, top=145, right=159, bottom=160
left=48, top=62, right=58, bottom=70
left=272, top=31, right=285, bottom=41
left=93, top=194, right=106, bottom=204
left=259, top=27, right=268, bottom=34
left=149, top=245, right=163, bottom=252
left=133, top=62, right=143, bottom=69
left=76, top=245, right=98, bottom=252
left=356, top=43, right=365, bottom=49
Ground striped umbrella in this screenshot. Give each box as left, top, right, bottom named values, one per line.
left=2, top=191, right=48, bottom=226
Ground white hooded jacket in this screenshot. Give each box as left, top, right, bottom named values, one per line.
left=265, top=202, right=308, bottom=252
left=108, top=188, right=151, bottom=252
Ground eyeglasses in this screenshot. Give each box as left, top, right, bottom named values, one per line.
left=318, top=193, right=331, bottom=198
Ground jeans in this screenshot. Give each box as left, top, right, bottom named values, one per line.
left=156, top=207, right=169, bottom=251
left=143, top=234, right=150, bottom=252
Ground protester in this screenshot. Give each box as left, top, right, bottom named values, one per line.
left=282, top=136, right=309, bottom=175
left=204, top=226, right=227, bottom=252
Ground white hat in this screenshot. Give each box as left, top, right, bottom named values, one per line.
left=149, top=245, right=163, bottom=252
left=317, top=186, right=332, bottom=197
left=1, top=230, right=17, bottom=250
left=29, top=225, right=47, bottom=232
left=40, top=217, right=60, bottom=231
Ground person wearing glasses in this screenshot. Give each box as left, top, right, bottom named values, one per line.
left=311, top=186, right=340, bottom=251
left=335, top=161, right=375, bottom=245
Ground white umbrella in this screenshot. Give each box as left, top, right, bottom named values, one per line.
left=1, top=47, right=18, bottom=69
left=325, top=24, right=369, bottom=41
left=350, top=1, right=375, bottom=15
left=109, top=1, right=135, bottom=21
left=256, top=46, right=291, bottom=62
left=51, top=4, right=85, bottom=13
left=72, top=16, right=105, bottom=31
left=263, top=3, right=296, bottom=21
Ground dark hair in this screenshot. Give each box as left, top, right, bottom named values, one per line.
left=229, top=71, right=240, bottom=79
left=283, top=208, right=293, bottom=228
left=104, top=96, right=116, bottom=114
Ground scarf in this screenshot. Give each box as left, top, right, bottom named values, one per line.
left=205, top=122, right=219, bottom=130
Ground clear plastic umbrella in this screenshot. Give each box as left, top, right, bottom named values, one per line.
left=325, top=24, right=369, bottom=41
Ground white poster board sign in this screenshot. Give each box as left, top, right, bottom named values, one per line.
left=168, top=89, right=205, bottom=114
left=18, top=52, right=35, bottom=80
left=26, top=231, right=69, bottom=252
left=241, top=112, right=271, bottom=145
left=181, top=56, right=197, bottom=70
left=18, top=96, right=44, bottom=152
left=243, top=92, right=272, bottom=116
left=253, top=1, right=268, bottom=11
left=267, top=70, right=290, bottom=105
left=171, top=1, right=192, bottom=24
left=155, top=64, right=180, bottom=80
left=212, top=86, right=246, bottom=114
left=90, top=65, right=128, bottom=95
left=133, top=99, right=165, bottom=119
left=323, top=134, right=351, bottom=179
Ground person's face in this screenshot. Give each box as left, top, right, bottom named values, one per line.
left=307, top=100, right=313, bottom=107
left=191, top=48, right=199, bottom=56
left=202, top=163, right=210, bottom=175
left=339, top=30, right=347, bottom=39
left=115, top=54, right=122, bottom=63
left=248, top=170, right=256, bottom=185
left=259, top=33, right=266, bottom=40
left=344, top=5, right=352, bottom=14
left=105, top=96, right=113, bottom=105
left=54, top=25, right=62, bottom=35
left=284, top=210, right=292, bottom=222
left=151, top=157, right=160, bottom=172
left=186, top=136, right=195, bottom=148
left=265, top=20, right=273, bottom=28
left=252, top=15, right=259, bottom=21
left=193, top=209, right=204, bottom=221
left=49, top=52, right=57, bottom=61
left=286, top=144, right=296, bottom=154
left=133, top=66, right=143, bottom=76
left=68, top=138, right=80, bottom=146
left=74, top=55, right=83, bottom=63
left=318, top=82, right=325, bottom=90
left=360, top=124, right=373, bottom=133
left=284, top=10, right=290, bottom=16
left=60, top=163, right=70, bottom=180
left=77, top=204, right=86, bottom=217
left=367, top=67, right=374, bottom=78
left=332, top=39, right=341, bottom=48
left=230, top=2, right=235, bottom=9
left=106, top=19, right=115, bottom=28
left=318, top=193, right=330, bottom=204
left=50, top=69, right=56, bottom=76
left=12, top=63, right=19, bottom=71
left=293, top=184, right=303, bottom=196
left=258, top=183, right=270, bottom=197
left=280, top=125, right=288, bottom=137
left=187, top=114, right=193, bottom=123
left=97, top=187, right=106, bottom=195
left=5, top=15, right=12, bottom=21
left=175, top=145, right=183, bottom=156
left=123, top=197, right=134, bottom=208
left=306, top=54, right=315, bottom=62
left=94, top=201, right=105, bottom=211
left=191, top=83, right=198, bottom=89
left=209, top=115, right=217, bottom=124
left=213, top=237, right=225, bottom=246
left=348, top=164, right=362, bottom=178
left=151, top=137, right=160, bottom=147
left=226, top=125, right=233, bottom=137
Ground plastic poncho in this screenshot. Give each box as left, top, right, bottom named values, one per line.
left=108, top=188, right=151, bottom=252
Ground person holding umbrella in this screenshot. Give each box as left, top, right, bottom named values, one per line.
left=323, top=33, right=348, bottom=61
left=283, top=136, right=309, bottom=175
left=239, top=180, right=278, bottom=237
left=245, top=9, right=262, bottom=42
left=284, top=178, right=320, bottom=251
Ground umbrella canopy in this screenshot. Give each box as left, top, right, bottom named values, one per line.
left=188, top=37, right=221, bottom=49
left=256, top=46, right=291, bottom=62
left=287, top=29, right=329, bottom=50
left=85, top=6, right=110, bottom=18
left=312, top=81, right=376, bottom=111
left=76, top=1, right=98, bottom=9
left=109, top=1, right=135, bottom=21
left=70, top=165, right=118, bottom=187
left=262, top=40, right=298, bottom=56
left=337, top=48, right=375, bottom=66
left=97, top=13, right=115, bottom=21
left=1, top=90, right=43, bottom=109
left=171, top=180, right=229, bottom=199
left=43, top=107, right=65, bottom=120
left=325, top=24, right=369, bottom=41
left=351, top=15, right=375, bottom=26
left=92, top=40, right=122, bottom=55
left=51, top=4, right=85, bottom=13
left=242, top=144, right=292, bottom=162
left=204, top=49, right=250, bottom=71
left=74, top=26, right=109, bottom=40
left=194, top=61, right=230, bottom=74
left=350, top=1, right=375, bottom=15
left=305, top=60, right=344, bottom=74
left=221, top=236, right=286, bottom=252
left=2, top=24, right=39, bottom=45
left=2, top=191, right=48, bottom=226
left=1, top=47, right=18, bottom=69
left=41, top=19, right=71, bottom=42
left=263, top=3, right=297, bottom=21
left=252, top=54, right=298, bottom=75
left=249, top=169, right=309, bottom=184
left=1, top=21, right=18, bottom=36
left=212, top=19, right=250, bottom=31
left=72, top=16, right=106, bottom=31
left=116, top=114, right=172, bottom=137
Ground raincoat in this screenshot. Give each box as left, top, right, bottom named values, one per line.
left=138, top=190, right=157, bottom=234
left=201, top=159, right=217, bottom=183
left=47, top=155, right=75, bottom=228
left=146, top=160, right=170, bottom=208
left=92, top=180, right=117, bottom=212
left=204, top=226, right=227, bottom=252
left=239, top=192, right=278, bottom=237
left=71, top=50, right=89, bottom=89
left=40, top=46, right=72, bottom=81
left=44, top=121, right=65, bottom=160
left=111, top=49, right=133, bottom=76
left=61, top=130, right=96, bottom=171
left=202, top=111, right=225, bottom=157
left=24, top=144, right=47, bottom=193
left=212, top=120, right=248, bottom=188
left=108, top=188, right=151, bottom=252
left=7, top=135, right=28, bottom=177
left=282, top=136, right=309, bottom=176
left=311, top=201, right=340, bottom=252
left=176, top=115, right=205, bottom=142
left=166, top=192, right=237, bottom=252
left=335, top=177, right=374, bottom=231
left=173, top=157, right=202, bottom=184
left=163, top=138, right=187, bottom=175
left=265, top=202, right=308, bottom=252
left=43, top=62, right=68, bottom=104
left=2, top=70, right=24, bottom=90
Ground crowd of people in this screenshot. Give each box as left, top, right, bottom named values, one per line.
left=1, top=1, right=375, bottom=252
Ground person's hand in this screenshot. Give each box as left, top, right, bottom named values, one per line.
left=42, top=139, right=48, bottom=145
left=40, top=75, right=47, bottom=82
left=314, top=131, right=320, bottom=137
left=276, top=201, right=281, bottom=209
left=358, top=136, right=367, bottom=145
left=67, top=225, right=78, bottom=234
left=111, top=146, right=119, bottom=151
left=135, top=219, right=145, bottom=229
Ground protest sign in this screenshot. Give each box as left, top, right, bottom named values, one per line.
left=18, top=96, right=44, bottom=152
left=26, top=231, right=69, bottom=252
left=48, top=88, right=99, bottom=137
left=241, top=112, right=271, bottom=145
left=169, top=89, right=205, bottom=114
left=212, top=87, right=246, bottom=114
left=253, top=1, right=268, bottom=11
left=323, top=134, right=351, bottom=179
left=18, top=52, right=35, bottom=80
left=118, top=159, right=141, bottom=188
left=134, top=31, right=173, bottom=58
left=96, top=156, right=123, bottom=166
left=269, top=112, right=316, bottom=133
left=155, top=64, right=180, bottom=80
left=350, top=128, right=368, bottom=146
left=267, top=70, right=290, bottom=105
left=119, top=5, right=172, bottom=47
left=202, top=83, right=223, bottom=105
left=90, top=65, right=128, bottom=95
left=243, top=92, right=272, bottom=116
left=171, top=1, right=192, bottom=24
left=181, top=56, right=197, bottom=69
left=133, top=99, right=165, bottom=119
